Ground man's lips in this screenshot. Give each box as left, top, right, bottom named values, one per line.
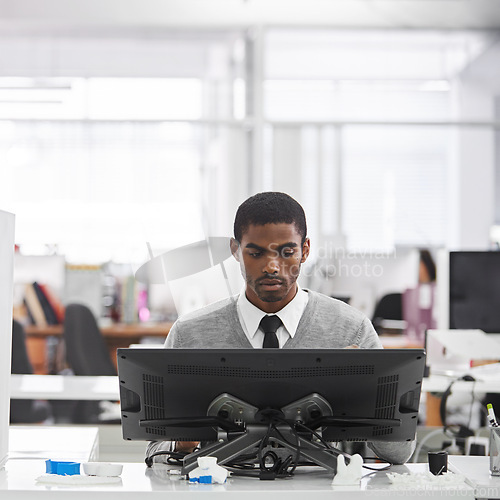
left=258, top=279, right=283, bottom=289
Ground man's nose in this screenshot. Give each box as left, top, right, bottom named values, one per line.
left=263, top=257, right=279, bottom=274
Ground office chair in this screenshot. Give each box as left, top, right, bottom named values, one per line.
left=371, top=293, right=403, bottom=335
left=62, top=303, right=118, bottom=423
left=10, top=320, right=52, bottom=423
left=63, top=303, right=116, bottom=377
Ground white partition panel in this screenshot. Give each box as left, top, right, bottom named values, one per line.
left=0, top=209, right=15, bottom=467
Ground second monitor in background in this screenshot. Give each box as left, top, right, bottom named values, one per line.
left=449, top=251, right=500, bottom=333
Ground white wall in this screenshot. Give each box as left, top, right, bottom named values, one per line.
left=449, top=83, right=495, bottom=249
left=448, top=39, right=500, bottom=250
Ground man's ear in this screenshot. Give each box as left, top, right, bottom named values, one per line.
left=230, top=238, right=241, bottom=262
left=301, top=238, right=311, bottom=263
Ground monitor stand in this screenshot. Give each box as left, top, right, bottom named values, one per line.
left=181, top=393, right=345, bottom=475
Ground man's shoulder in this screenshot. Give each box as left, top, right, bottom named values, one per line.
left=166, top=294, right=244, bottom=349
left=175, top=295, right=238, bottom=326
left=306, top=289, right=368, bottom=321
left=297, top=289, right=379, bottom=349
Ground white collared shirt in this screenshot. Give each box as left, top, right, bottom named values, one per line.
left=236, top=286, right=309, bottom=348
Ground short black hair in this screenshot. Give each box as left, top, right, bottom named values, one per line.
left=234, top=192, right=307, bottom=244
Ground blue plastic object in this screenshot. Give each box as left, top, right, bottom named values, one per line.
left=45, top=459, right=81, bottom=476
left=189, top=475, right=213, bottom=484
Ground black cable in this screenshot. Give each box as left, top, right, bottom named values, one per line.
left=257, top=421, right=274, bottom=471
left=294, top=421, right=393, bottom=472
left=272, top=417, right=301, bottom=475
left=155, top=419, right=393, bottom=478
left=226, top=452, right=259, bottom=467
left=440, top=375, right=476, bottom=434
left=295, top=422, right=350, bottom=459
left=144, top=450, right=189, bottom=467
left=361, top=466, right=392, bottom=479
left=467, top=379, right=477, bottom=430
left=251, top=414, right=300, bottom=479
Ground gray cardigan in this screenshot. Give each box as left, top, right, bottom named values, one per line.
left=165, top=289, right=381, bottom=349
left=161, top=290, right=415, bottom=465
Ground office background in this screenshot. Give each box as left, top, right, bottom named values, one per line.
left=0, top=0, right=499, bottom=322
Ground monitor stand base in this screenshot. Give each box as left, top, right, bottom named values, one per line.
left=181, top=424, right=345, bottom=475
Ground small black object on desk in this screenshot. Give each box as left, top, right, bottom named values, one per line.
left=428, top=451, right=448, bottom=475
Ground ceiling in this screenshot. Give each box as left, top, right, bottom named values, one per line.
left=1, top=0, right=500, bottom=31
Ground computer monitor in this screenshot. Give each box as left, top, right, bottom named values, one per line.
left=118, top=348, right=425, bottom=474
left=449, top=251, right=500, bottom=333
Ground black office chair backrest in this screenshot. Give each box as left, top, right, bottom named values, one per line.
left=11, top=320, right=34, bottom=375
left=372, top=293, right=403, bottom=323
left=11, top=320, right=51, bottom=423
left=63, top=303, right=116, bottom=376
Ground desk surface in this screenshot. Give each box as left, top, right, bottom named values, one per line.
left=0, top=460, right=475, bottom=500
left=0, top=426, right=481, bottom=499
left=449, top=455, right=500, bottom=499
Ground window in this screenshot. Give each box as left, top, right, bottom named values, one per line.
left=0, top=119, right=204, bottom=263
left=263, top=29, right=488, bottom=250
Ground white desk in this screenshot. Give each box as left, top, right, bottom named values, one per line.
left=0, top=460, right=475, bottom=500
left=423, top=365, right=500, bottom=394
left=10, top=374, right=119, bottom=400
left=0, top=426, right=481, bottom=499
left=422, top=375, right=500, bottom=393
left=449, top=455, right=500, bottom=499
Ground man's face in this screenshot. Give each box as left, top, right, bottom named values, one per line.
left=230, top=223, right=310, bottom=313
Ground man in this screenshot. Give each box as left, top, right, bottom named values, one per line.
left=150, top=192, right=414, bottom=464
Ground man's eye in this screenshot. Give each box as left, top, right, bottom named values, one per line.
left=249, top=252, right=262, bottom=257
left=282, top=250, right=295, bottom=257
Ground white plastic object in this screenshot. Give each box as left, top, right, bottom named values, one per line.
left=188, top=456, right=228, bottom=484
left=82, top=462, right=123, bottom=477
left=331, top=454, right=363, bottom=486
left=387, top=471, right=466, bottom=487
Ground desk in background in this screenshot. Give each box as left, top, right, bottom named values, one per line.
left=24, top=322, right=172, bottom=373
left=10, top=374, right=119, bottom=401
left=423, top=363, right=500, bottom=426
left=25, top=327, right=409, bottom=374
left=9, top=426, right=99, bottom=462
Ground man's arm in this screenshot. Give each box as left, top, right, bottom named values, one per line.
left=356, top=316, right=416, bottom=464
left=368, top=440, right=416, bottom=465
left=144, top=321, right=198, bottom=464
left=356, top=317, right=383, bottom=348
left=164, top=320, right=180, bottom=348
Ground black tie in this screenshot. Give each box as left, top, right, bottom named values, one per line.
left=260, top=315, right=282, bottom=349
